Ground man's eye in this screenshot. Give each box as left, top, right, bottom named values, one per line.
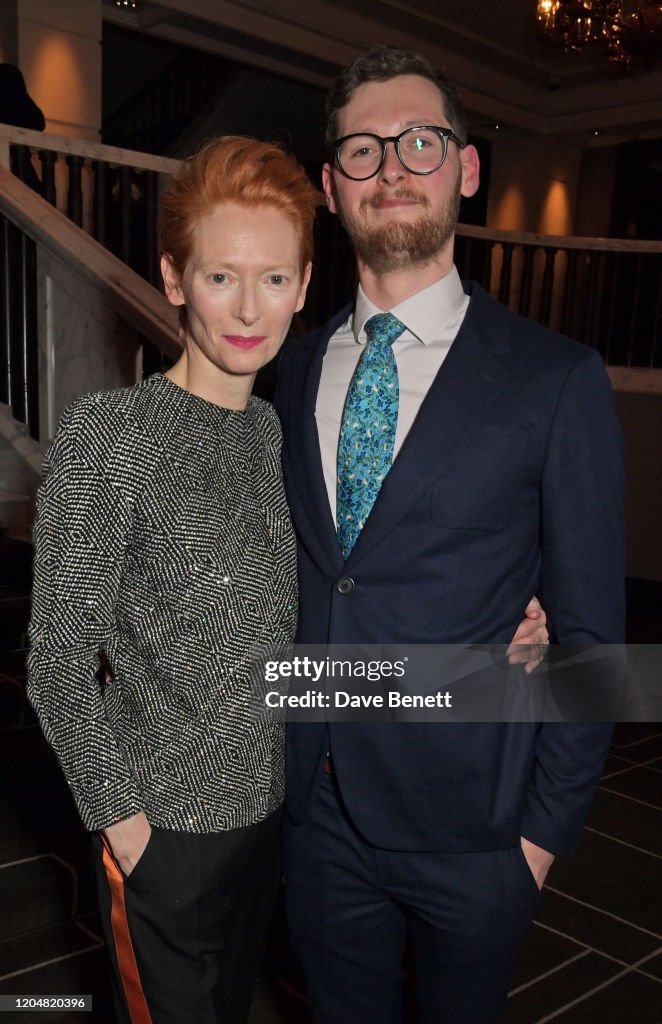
left=351, top=144, right=377, bottom=159
left=269, top=275, right=285, bottom=285
left=406, top=135, right=432, bottom=151
left=211, top=273, right=226, bottom=283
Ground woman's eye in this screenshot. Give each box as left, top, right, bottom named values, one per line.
left=211, top=273, right=226, bottom=284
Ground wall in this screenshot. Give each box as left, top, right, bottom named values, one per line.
left=0, top=0, right=102, bottom=140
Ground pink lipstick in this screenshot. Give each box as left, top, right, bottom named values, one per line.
left=224, top=336, right=267, bottom=350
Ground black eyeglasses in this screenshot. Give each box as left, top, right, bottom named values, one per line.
left=332, top=125, right=466, bottom=181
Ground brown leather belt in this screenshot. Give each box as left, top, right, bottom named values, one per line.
left=323, top=755, right=333, bottom=775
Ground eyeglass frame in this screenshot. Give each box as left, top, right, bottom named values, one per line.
left=331, top=125, right=466, bottom=181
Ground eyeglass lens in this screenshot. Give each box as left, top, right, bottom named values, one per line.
left=337, top=127, right=448, bottom=180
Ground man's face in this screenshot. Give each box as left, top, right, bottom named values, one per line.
left=323, top=75, right=479, bottom=274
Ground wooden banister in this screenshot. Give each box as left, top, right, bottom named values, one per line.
left=0, top=165, right=181, bottom=361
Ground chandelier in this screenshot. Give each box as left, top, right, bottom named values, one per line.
left=536, top=1, right=662, bottom=66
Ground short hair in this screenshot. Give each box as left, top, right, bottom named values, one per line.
left=325, top=45, right=468, bottom=149
left=159, top=135, right=320, bottom=278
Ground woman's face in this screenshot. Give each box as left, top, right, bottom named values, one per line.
left=162, top=201, right=311, bottom=392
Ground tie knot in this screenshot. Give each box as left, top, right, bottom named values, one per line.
left=364, top=312, right=406, bottom=347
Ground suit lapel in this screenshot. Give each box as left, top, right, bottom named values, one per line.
left=285, top=307, right=350, bottom=574
left=343, top=286, right=514, bottom=569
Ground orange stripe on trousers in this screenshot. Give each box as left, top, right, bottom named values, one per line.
left=101, top=839, right=153, bottom=1024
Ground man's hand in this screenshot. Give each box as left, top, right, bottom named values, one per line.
left=520, top=836, right=555, bottom=890
left=103, top=811, right=151, bottom=878
left=507, top=596, right=549, bottom=674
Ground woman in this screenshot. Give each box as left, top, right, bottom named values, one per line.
left=27, top=137, right=313, bottom=1024
left=27, top=136, right=546, bottom=1024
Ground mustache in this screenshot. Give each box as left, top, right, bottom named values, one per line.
left=360, top=188, right=429, bottom=211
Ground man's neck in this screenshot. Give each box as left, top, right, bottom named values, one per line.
left=357, top=245, right=455, bottom=311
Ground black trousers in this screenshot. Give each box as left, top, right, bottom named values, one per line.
left=285, top=772, right=541, bottom=1024
left=92, top=808, right=282, bottom=1024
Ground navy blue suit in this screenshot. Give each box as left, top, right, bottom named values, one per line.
left=275, top=282, right=624, bottom=1023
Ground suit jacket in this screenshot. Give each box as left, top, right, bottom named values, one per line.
left=274, top=281, right=625, bottom=856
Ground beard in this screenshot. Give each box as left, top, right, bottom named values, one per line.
left=336, top=177, right=462, bottom=274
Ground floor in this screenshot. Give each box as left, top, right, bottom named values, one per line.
left=1, top=537, right=660, bottom=1024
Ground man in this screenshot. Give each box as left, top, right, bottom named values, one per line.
left=274, top=45, right=624, bottom=1024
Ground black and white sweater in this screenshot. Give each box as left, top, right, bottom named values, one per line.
left=27, top=373, right=297, bottom=833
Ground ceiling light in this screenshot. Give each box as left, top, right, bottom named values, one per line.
left=536, top=1, right=662, bottom=68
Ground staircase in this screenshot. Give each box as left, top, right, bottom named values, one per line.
left=0, top=401, right=42, bottom=543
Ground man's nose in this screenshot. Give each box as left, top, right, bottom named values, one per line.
left=378, top=141, right=408, bottom=184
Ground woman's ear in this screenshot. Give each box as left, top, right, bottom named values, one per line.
left=296, top=262, right=313, bottom=313
left=161, top=254, right=185, bottom=307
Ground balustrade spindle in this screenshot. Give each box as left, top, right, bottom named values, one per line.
left=92, top=160, right=108, bottom=246
left=518, top=246, right=534, bottom=318
left=40, top=150, right=57, bottom=206
left=118, top=166, right=133, bottom=265
left=145, top=171, right=159, bottom=287
left=538, top=247, right=557, bottom=325
left=603, top=253, right=620, bottom=365
left=651, top=258, right=662, bottom=368
left=66, top=154, right=84, bottom=226
left=0, top=214, right=10, bottom=405
left=626, top=253, right=645, bottom=367
left=19, top=232, right=39, bottom=438
left=11, top=145, right=31, bottom=187
left=498, top=242, right=513, bottom=305
left=561, top=249, right=578, bottom=338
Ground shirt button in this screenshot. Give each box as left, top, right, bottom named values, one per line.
left=336, top=577, right=355, bottom=595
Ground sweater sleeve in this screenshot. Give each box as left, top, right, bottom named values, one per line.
left=27, top=401, right=144, bottom=831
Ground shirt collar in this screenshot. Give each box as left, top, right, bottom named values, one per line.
left=352, top=265, right=466, bottom=346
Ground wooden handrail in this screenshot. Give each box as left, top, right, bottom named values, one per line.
left=0, top=124, right=182, bottom=176
left=456, top=222, right=662, bottom=255
left=0, top=165, right=181, bottom=360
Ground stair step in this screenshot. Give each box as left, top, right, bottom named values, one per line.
left=0, top=855, right=78, bottom=943
left=0, top=918, right=102, bottom=980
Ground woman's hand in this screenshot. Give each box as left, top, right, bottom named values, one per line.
left=507, top=596, right=549, bottom=674
left=103, top=810, right=152, bottom=877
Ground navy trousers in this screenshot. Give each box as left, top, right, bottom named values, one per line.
left=285, top=771, right=540, bottom=1024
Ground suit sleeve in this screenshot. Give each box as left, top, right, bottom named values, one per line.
left=521, top=348, right=625, bottom=854
left=26, top=403, right=143, bottom=831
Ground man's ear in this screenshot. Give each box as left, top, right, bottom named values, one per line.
left=161, top=254, right=185, bottom=307
left=459, top=144, right=480, bottom=199
left=322, top=163, right=339, bottom=215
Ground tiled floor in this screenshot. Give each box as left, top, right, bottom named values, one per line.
left=1, top=559, right=660, bottom=1023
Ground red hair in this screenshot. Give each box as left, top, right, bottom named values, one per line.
left=159, top=135, right=321, bottom=277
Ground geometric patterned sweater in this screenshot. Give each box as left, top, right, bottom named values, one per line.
left=27, top=373, right=297, bottom=833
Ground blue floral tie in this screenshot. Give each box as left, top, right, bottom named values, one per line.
left=337, top=312, right=405, bottom=559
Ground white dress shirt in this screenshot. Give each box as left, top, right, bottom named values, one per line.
left=316, top=265, right=470, bottom=524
